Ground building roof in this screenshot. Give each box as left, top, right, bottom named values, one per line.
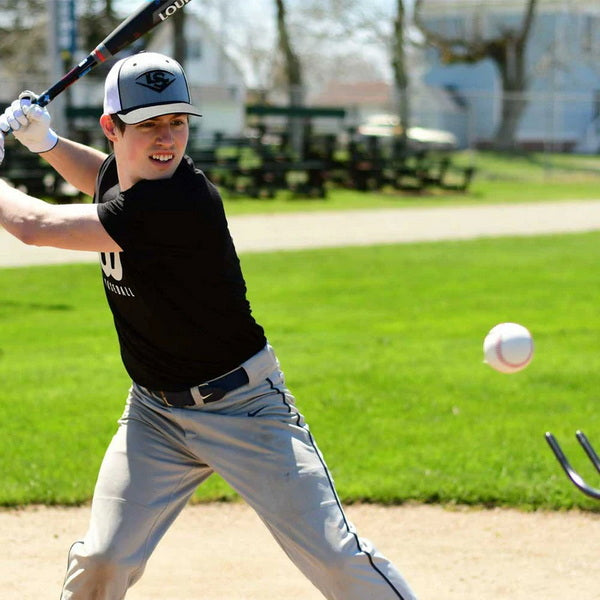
left=310, top=81, right=392, bottom=107
left=310, top=80, right=463, bottom=115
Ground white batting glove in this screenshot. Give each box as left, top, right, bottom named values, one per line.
left=0, top=91, right=58, bottom=154
left=0, top=130, right=5, bottom=166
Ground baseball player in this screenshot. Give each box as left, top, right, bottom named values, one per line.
left=0, top=52, right=418, bottom=600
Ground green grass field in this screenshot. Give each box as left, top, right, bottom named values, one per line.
left=1, top=232, right=599, bottom=510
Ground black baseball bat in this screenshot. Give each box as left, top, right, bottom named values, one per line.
left=35, top=0, right=193, bottom=109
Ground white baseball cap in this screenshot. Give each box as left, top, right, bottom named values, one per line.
left=103, top=52, right=202, bottom=124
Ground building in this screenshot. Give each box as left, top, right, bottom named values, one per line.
left=418, top=0, right=600, bottom=151
left=309, top=79, right=466, bottom=145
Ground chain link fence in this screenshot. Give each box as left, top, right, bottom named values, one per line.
left=410, top=88, right=600, bottom=154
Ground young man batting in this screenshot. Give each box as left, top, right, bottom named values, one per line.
left=0, top=52, right=418, bottom=600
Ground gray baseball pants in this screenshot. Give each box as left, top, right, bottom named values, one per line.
left=60, top=344, right=417, bottom=600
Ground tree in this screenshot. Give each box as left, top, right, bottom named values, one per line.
left=414, top=0, right=538, bottom=150
left=391, top=0, right=409, bottom=145
left=172, top=8, right=187, bottom=65
left=274, top=0, right=304, bottom=108
left=274, top=0, right=305, bottom=155
left=295, top=0, right=414, bottom=134
left=0, top=0, right=47, bottom=91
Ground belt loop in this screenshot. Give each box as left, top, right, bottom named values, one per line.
left=159, top=391, right=173, bottom=407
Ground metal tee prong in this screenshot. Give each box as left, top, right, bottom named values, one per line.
left=545, top=431, right=600, bottom=500
left=575, top=431, right=600, bottom=475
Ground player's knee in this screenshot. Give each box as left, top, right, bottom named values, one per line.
left=317, top=538, right=379, bottom=582
left=67, top=540, right=145, bottom=590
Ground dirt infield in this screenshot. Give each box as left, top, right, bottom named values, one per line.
left=2, top=502, right=599, bottom=600
left=4, top=199, right=600, bottom=266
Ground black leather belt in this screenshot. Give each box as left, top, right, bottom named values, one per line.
left=153, top=367, right=249, bottom=408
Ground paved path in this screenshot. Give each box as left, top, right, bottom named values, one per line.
left=2, top=199, right=600, bottom=267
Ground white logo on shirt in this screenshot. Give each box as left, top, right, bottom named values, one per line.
left=99, top=252, right=135, bottom=297
left=100, top=252, right=123, bottom=281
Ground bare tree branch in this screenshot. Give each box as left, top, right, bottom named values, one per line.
left=414, top=0, right=539, bottom=149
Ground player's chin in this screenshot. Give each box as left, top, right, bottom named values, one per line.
left=147, top=155, right=180, bottom=176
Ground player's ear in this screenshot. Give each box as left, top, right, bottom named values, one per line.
left=100, top=114, right=119, bottom=142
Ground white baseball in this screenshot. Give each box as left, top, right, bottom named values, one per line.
left=483, top=322, right=534, bottom=374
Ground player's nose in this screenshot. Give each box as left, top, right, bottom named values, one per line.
left=155, top=124, right=175, bottom=145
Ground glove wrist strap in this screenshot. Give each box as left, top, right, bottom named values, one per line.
left=31, top=129, right=58, bottom=154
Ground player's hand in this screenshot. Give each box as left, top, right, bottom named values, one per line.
left=0, top=91, right=58, bottom=154
left=0, top=129, right=5, bottom=166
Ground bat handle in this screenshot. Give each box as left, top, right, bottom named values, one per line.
left=36, top=52, right=103, bottom=108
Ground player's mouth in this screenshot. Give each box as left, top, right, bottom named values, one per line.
left=150, top=153, right=174, bottom=163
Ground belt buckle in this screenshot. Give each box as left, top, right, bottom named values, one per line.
left=190, top=383, right=217, bottom=406
left=190, top=384, right=224, bottom=405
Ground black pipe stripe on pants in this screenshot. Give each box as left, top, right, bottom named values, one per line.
left=266, top=378, right=408, bottom=600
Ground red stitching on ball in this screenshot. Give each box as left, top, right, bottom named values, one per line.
left=494, top=334, right=533, bottom=369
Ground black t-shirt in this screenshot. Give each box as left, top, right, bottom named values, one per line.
left=95, top=154, right=266, bottom=391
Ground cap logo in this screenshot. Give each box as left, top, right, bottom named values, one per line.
left=135, top=70, right=176, bottom=93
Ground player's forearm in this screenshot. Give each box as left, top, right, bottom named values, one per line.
left=0, top=178, right=119, bottom=251
left=41, top=137, right=108, bottom=198
left=0, top=178, right=48, bottom=240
